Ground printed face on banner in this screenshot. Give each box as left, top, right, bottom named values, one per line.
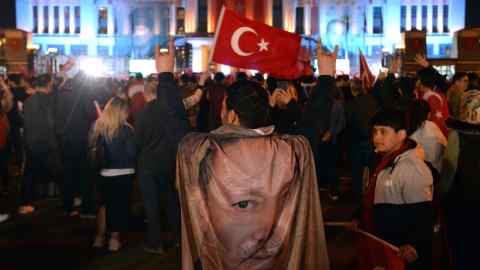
left=200, top=139, right=295, bottom=269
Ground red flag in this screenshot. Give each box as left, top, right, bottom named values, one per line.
left=211, top=7, right=303, bottom=79
left=356, top=230, right=406, bottom=270
left=359, top=50, right=375, bottom=91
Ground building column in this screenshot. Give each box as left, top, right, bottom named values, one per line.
left=70, top=5, right=75, bottom=34
left=185, top=0, right=197, bottom=33
left=38, top=5, right=43, bottom=34
left=59, top=5, right=64, bottom=34
left=406, top=4, right=411, bottom=31
left=49, top=6, right=54, bottom=34
left=438, top=4, right=444, bottom=33
left=108, top=6, right=114, bottom=35
left=170, top=3, right=177, bottom=36
left=265, top=0, right=273, bottom=26
left=304, top=3, right=311, bottom=36
left=154, top=5, right=161, bottom=35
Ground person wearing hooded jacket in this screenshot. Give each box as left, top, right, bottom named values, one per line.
left=135, top=39, right=192, bottom=254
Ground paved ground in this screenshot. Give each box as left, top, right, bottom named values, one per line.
left=0, top=167, right=448, bottom=270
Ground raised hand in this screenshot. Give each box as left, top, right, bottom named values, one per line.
left=414, top=53, right=429, bottom=68
left=317, top=38, right=339, bottom=77
left=155, top=36, right=175, bottom=73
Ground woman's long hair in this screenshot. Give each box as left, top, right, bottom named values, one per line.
left=90, top=97, right=130, bottom=143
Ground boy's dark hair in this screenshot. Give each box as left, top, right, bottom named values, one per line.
left=370, top=109, right=407, bottom=132
left=33, top=74, right=52, bottom=88
left=452, top=72, right=468, bottom=83
left=417, top=67, right=436, bottom=89
left=407, top=100, right=430, bottom=135
left=226, top=80, right=271, bottom=129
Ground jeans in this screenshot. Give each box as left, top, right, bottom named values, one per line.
left=138, top=170, right=180, bottom=248
left=20, top=150, right=51, bottom=204
left=62, top=151, right=95, bottom=214
left=317, top=142, right=340, bottom=191
left=98, top=174, right=133, bottom=232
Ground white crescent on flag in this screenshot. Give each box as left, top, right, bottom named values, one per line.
left=231, top=27, right=258, bottom=56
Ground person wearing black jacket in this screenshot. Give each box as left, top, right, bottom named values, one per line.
left=54, top=72, right=97, bottom=216
left=135, top=39, right=191, bottom=254
left=19, top=74, right=56, bottom=214
left=297, top=43, right=338, bottom=192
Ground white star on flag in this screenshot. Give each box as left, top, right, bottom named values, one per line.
left=435, top=111, right=443, bottom=119
left=257, top=39, right=269, bottom=52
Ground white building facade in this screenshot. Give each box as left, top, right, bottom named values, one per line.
left=15, top=0, right=466, bottom=75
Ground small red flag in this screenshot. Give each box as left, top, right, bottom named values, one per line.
left=359, top=50, right=375, bottom=91
left=356, top=230, right=406, bottom=270
left=211, top=7, right=303, bottom=79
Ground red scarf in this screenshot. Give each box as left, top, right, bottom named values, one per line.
left=360, top=140, right=415, bottom=232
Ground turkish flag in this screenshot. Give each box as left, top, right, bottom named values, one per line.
left=359, top=50, right=375, bottom=91
left=356, top=230, right=406, bottom=270
left=211, top=7, right=302, bottom=79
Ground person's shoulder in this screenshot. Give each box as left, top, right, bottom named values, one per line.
left=395, top=151, right=433, bottom=182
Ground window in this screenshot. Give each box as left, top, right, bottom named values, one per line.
left=400, top=6, right=406, bottom=32
left=33, top=6, right=38, bottom=33
left=97, top=46, right=109, bottom=57
left=74, top=6, right=81, bottom=34
left=71, top=45, right=87, bottom=56
left=372, top=7, right=383, bottom=34
left=53, top=6, right=59, bottom=33
left=64, top=7, right=70, bottom=34
left=295, top=7, right=304, bottom=34
left=432, top=6, right=438, bottom=33
left=47, top=45, right=64, bottom=55
left=197, top=0, right=207, bottom=33
left=411, top=6, right=417, bottom=30
left=273, top=0, right=283, bottom=29
left=443, top=5, right=449, bottom=33
left=98, top=7, right=108, bottom=34
left=43, top=6, right=49, bottom=33
left=427, top=44, right=434, bottom=57
left=421, top=6, right=427, bottom=31
left=439, top=44, right=451, bottom=56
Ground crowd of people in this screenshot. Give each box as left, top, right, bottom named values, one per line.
left=0, top=38, right=478, bottom=269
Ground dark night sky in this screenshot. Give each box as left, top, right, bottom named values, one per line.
left=0, top=0, right=479, bottom=29
left=0, top=0, right=16, bottom=28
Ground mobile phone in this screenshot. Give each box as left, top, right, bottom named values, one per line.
left=277, top=80, right=289, bottom=91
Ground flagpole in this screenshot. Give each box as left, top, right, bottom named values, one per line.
left=209, top=6, right=226, bottom=64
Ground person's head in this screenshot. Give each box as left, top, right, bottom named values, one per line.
left=222, top=80, right=271, bottom=128
left=467, top=72, right=479, bottom=91
left=416, top=67, right=436, bottom=93
left=199, top=138, right=294, bottom=269
left=92, top=97, right=130, bottom=142
left=214, top=72, right=225, bottom=83
left=144, top=78, right=157, bottom=102
left=33, top=74, right=53, bottom=93
left=235, top=72, right=248, bottom=82
left=135, top=72, right=143, bottom=81
left=371, top=109, right=408, bottom=154
left=398, top=76, right=416, bottom=99
left=452, top=72, right=469, bottom=92
left=350, top=78, right=364, bottom=97
left=407, top=100, right=430, bottom=135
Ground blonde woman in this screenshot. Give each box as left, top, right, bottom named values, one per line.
left=89, top=97, right=136, bottom=252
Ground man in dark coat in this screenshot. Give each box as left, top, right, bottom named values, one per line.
left=135, top=39, right=191, bottom=253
